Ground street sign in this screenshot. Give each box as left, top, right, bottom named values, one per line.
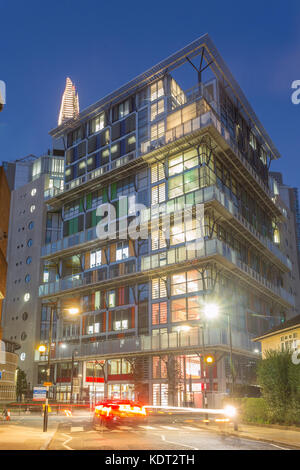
left=33, top=386, right=47, bottom=401
left=0, top=371, right=2, bottom=380
left=43, top=382, right=52, bottom=387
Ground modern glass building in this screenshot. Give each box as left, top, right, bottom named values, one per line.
left=36, top=35, right=295, bottom=407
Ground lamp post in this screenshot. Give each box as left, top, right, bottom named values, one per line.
left=38, top=303, right=80, bottom=432
left=70, top=349, right=78, bottom=404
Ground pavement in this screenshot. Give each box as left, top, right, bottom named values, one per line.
left=0, top=412, right=298, bottom=450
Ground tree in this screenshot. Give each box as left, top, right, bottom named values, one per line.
left=16, top=368, right=28, bottom=402
left=257, top=350, right=300, bottom=424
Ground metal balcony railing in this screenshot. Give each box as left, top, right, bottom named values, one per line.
left=37, top=327, right=258, bottom=362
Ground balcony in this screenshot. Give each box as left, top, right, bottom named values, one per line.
left=141, top=239, right=294, bottom=308
left=141, top=185, right=291, bottom=272
left=41, top=184, right=290, bottom=274
left=44, top=151, right=137, bottom=202
left=37, top=327, right=258, bottom=362
left=39, top=235, right=294, bottom=308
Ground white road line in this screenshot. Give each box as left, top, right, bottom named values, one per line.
left=71, top=426, right=84, bottom=432
left=110, top=429, right=123, bottom=433
left=139, top=425, right=156, bottom=430
left=182, top=426, right=201, bottom=431
left=118, top=425, right=133, bottom=430
left=62, top=433, right=73, bottom=450
left=160, top=426, right=180, bottom=430
left=161, top=434, right=199, bottom=450
left=268, top=443, right=290, bottom=450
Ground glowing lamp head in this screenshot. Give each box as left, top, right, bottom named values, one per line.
left=204, top=303, right=219, bottom=320
left=38, top=345, right=46, bottom=353
left=204, top=354, right=215, bottom=364
left=68, top=307, right=79, bottom=315
left=224, top=405, right=237, bottom=418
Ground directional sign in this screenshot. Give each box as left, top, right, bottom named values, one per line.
left=33, top=386, right=47, bottom=401
left=0, top=371, right=2, bottom=380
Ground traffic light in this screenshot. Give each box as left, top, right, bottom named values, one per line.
left=204, top=354, right=215, bottom=365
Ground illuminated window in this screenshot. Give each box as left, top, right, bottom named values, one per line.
left=151, top=229, right=166, bottom=251
left=95, top=291, right=101, bottom=310
left=31, top=188, right=37, bottom=196
left=108, top=291, right=116, bottom=308
left=151, top=162, right=165, bottom=183
left=24, top=293, right=30, bottom=302
left=30, top=205, right=36, bottom=213
left=90, top=113, right=105, bottom=134
left=151, top=99, right=164, bottom=120
left=152, top=302, right=167, bottom=325
left=90, top=250, right=102, bottom=268
left=152, top=278, right=167, bottom=299
left=150, top=80, right=164, bottom=101
left=119, top=100, right=130, bottom=119
left=116, top=242, right=129, bottom=261
left=114, top=319, right=128, bottom=331
left=151, top=120, right=165, bottom=141
left=151, top=183, right=165, bottom=205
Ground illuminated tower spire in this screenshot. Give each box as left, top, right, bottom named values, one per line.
left=58, top=77, right=79, bottom=125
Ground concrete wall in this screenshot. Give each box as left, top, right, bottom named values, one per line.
left=2, top=175, right=46, bottom=386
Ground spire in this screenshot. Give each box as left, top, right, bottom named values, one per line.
left=58, top=77, right=79, bottom=125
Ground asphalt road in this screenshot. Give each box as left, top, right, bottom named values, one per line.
left=0, top=413, right=292, bottom=450
left=46, top=415, right=290, bottom=451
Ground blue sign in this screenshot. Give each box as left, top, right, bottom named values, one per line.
left=0, top=371, right=2, bottom=380
left=33, top=386, right=47, bottom=401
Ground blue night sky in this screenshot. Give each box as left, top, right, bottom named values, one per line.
left=0, top=0, right=300, bottom=191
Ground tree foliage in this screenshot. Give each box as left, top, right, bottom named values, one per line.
left=16, top=367, right=28, bottom=401
left=257, top=350, right=300, bottom=424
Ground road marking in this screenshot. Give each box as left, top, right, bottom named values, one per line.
left=160, top=426, right=180, bottom=430
left=118, top=425, right=133, bottom=430
left=139, top=425, right=156, bottom=430
left=182, top=426, right=200, bottom=431
left=62, top=433, right=73, bottom=450
left=71, top=426, right=84, bottom=432
left=268, top=443, right=290, bottom=450
left=161, top=434, right=199, bottom=450
left=110, top=429, right=123, bottom=433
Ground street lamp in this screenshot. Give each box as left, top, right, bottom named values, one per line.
left=37, top=303, right=80, bottom=432
left=204, top=303, right=219, bottom=320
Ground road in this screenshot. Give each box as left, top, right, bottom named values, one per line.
left=0, top=413, right=291, bottom=450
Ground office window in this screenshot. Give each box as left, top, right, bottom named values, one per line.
left=169, top=149, right=198, bottom=177
left=151, top=120, right=165, bottom=141
left=152, top=302, right=167, bottom=325
left=108, top=291, right=116, bottom=308
left=152, top=277, right=167, bottom=299
left=151, top=183, right=165, bottom=205
left=150, top=80, right=164, bottom=101
left=95, top=291, right=101, bottom=310
left=116, top=242, right=129, bottom=261
left=90, top=250, right=102, bottom=268
left=114, top=319, right=128, bottom=331
left=151, top=162, right=165, bottom=183
left=119, top=100, right=130, bottom=119
left=90, top=113, right=105, bottom=134
left=151, top=99, right=164, bottom=120
left=151, top=229, right=166, bottom=251
left=171, top=298, right=186, bottom=322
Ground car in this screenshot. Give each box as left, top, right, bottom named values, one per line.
left=93, top=399, right=148, bottom=429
